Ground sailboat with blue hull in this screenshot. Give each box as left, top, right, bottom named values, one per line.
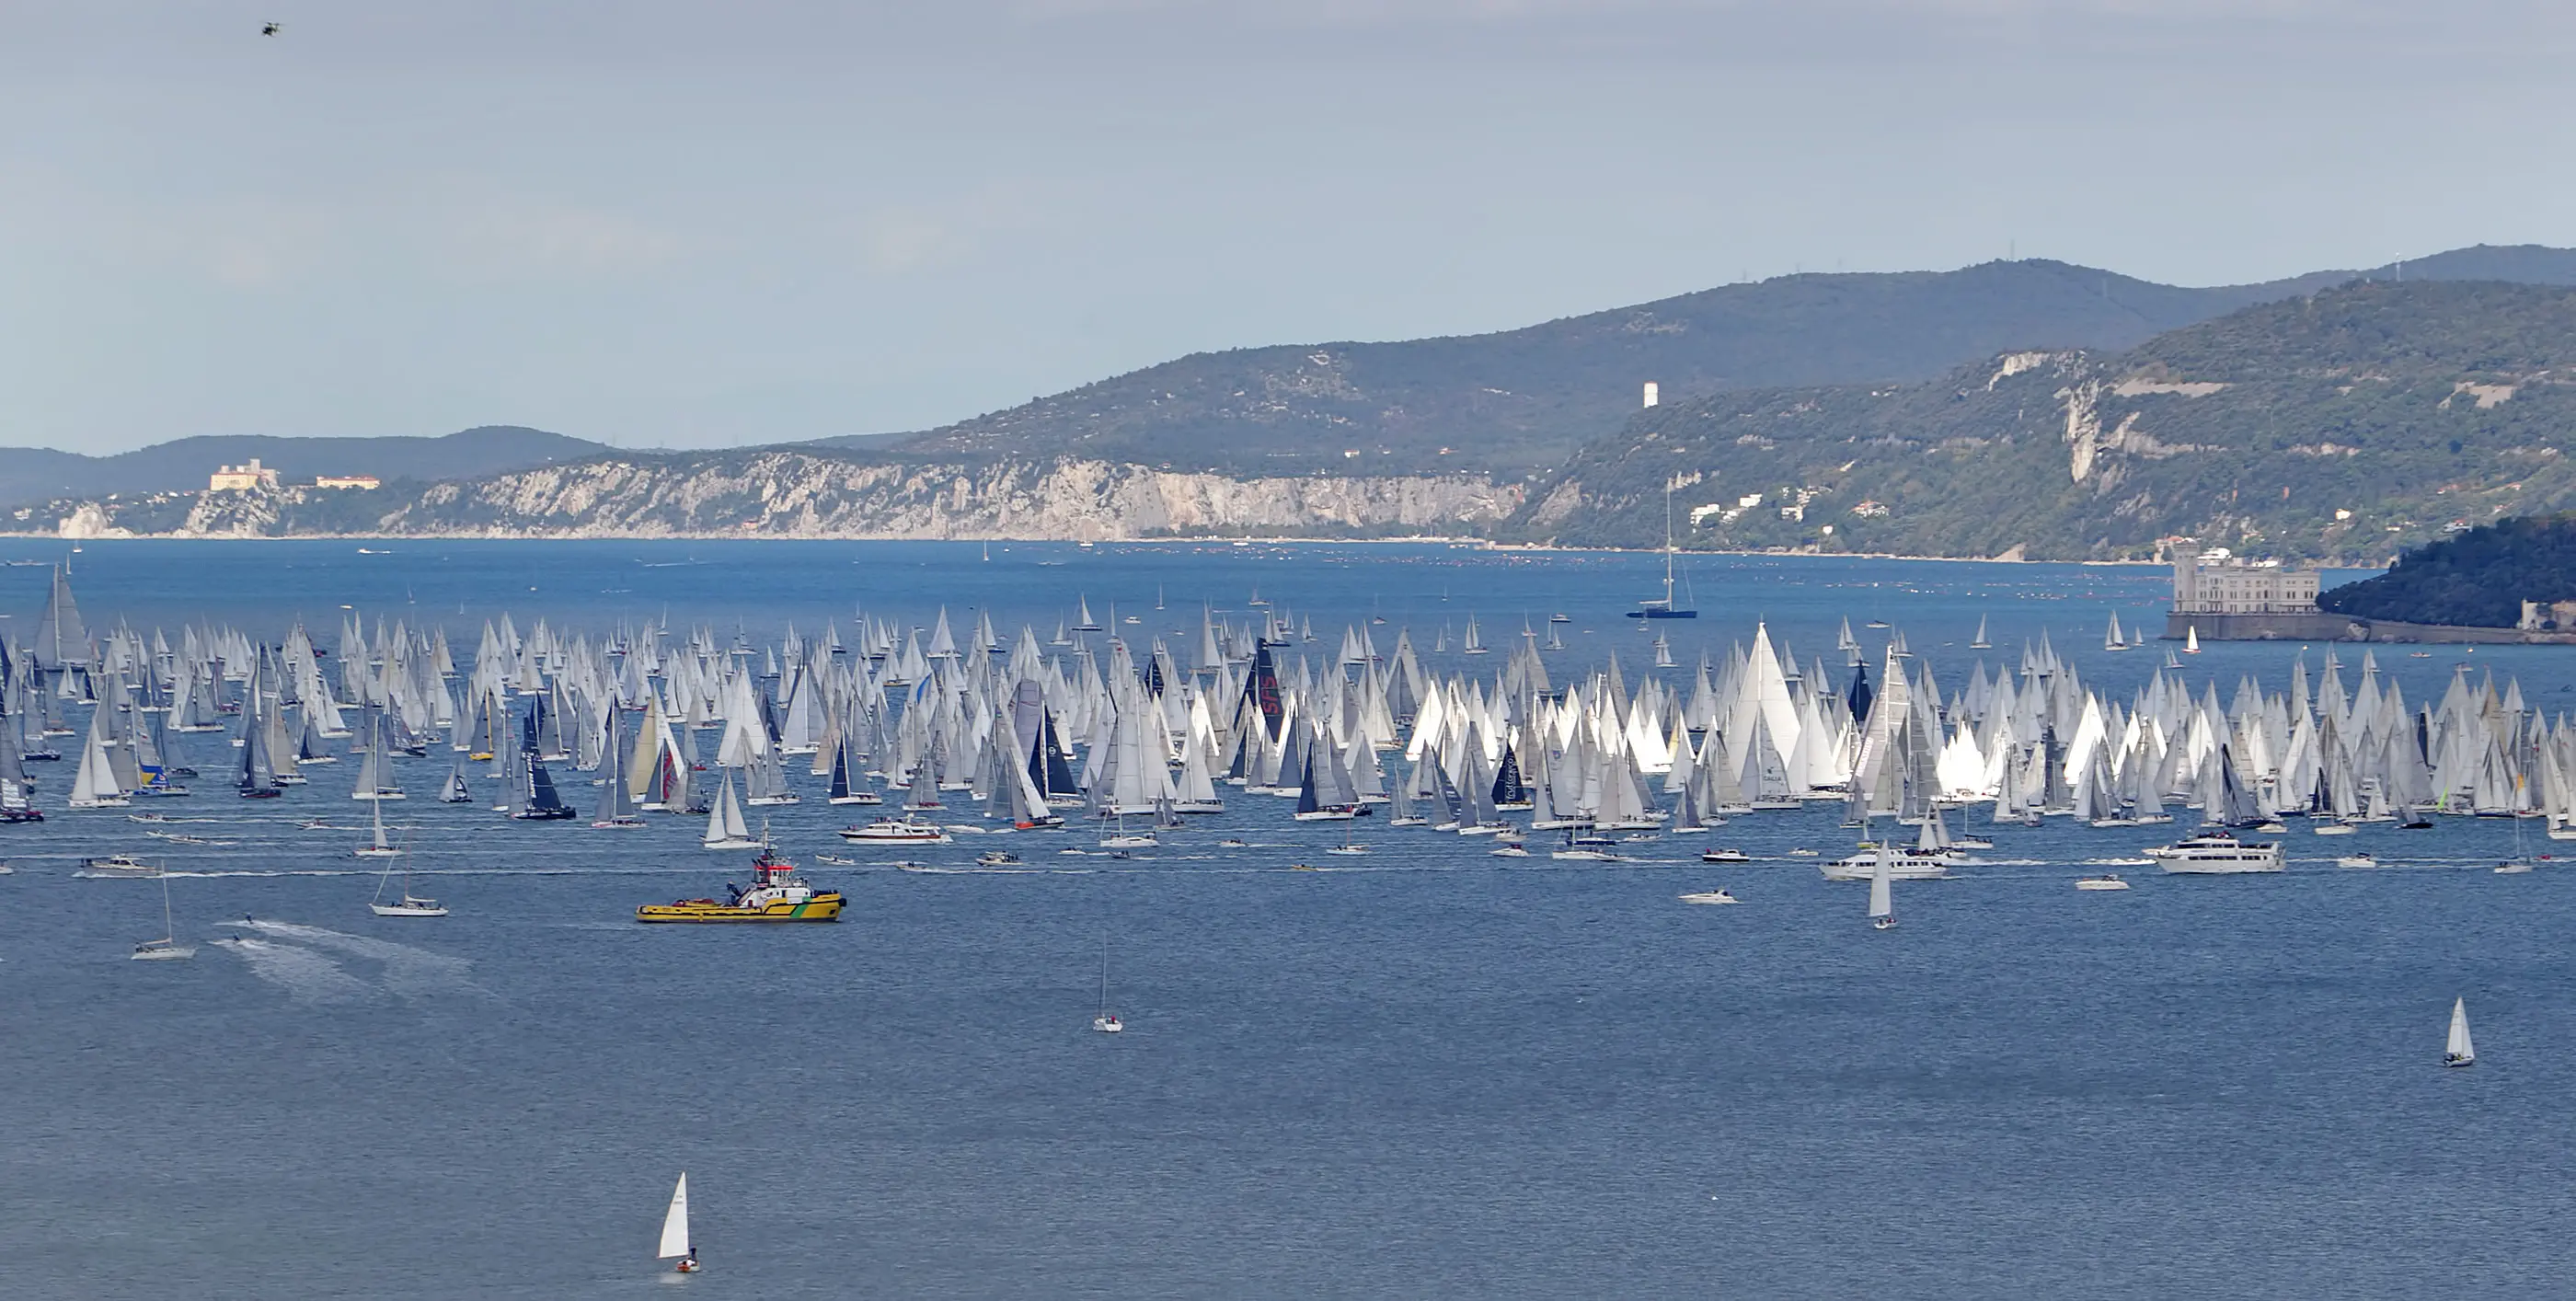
left=1627, top=480, right=1696, bottom=619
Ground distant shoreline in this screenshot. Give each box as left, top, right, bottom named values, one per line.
left=0, top=530, right=2179, bottom=566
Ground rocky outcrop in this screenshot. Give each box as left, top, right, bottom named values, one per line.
left=11, top=452, right=1523, bottom=541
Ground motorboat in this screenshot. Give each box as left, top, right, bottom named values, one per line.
left=1678, top=890, right=1738, bottom=904
left=77, top=854, right=162, bottom=878
left=976, top=851, right=1022, bottom=867
left=1820, top=846, right=1951, bottom=881
left=840, top=817, right=952, bottom=844
left=2336, top=853, right=2381, bottom=869
left=2313, top=822, right=2358, bottom=836
left=2144, top=829, right=2284, bottom=874
left=2075, top=874, right=2131, bottom=891
left=1699, top=848, right=1751, bottom=864
left=1489, top=842, right=1530, bottom=858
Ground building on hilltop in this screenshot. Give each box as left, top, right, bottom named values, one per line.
left=2171, top=547, right=2319, bottom=616
left=207, top=459, right=281, bottom=491
left=314, top=475, right=381, bottom=490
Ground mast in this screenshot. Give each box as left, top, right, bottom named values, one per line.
left=1664, top=479, right=1677, bottom=607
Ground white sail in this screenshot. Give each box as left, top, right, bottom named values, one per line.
left=704, top=772, right=753, bottom=847
left=69, top=713, right=125, bottom=807
left=1868, top=847, right=1893, bottom=921
left=2446, top=997, right=2475, bottom=1065
left=657, top=1172, right=692, bottom=1259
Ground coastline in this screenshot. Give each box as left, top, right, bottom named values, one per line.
left=0, top=530, right=2176, bottom=565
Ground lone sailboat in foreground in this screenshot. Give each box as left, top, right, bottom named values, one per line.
left=659, top=1172, right=700, bottom=1273
left=2445, top=998, right=2476, bottom=1067
left=1092, top=937, right=1123, bottom=1033
left=1627, top=480, right=1697, bottom=619
left=132, top=869, right=195, bottom=961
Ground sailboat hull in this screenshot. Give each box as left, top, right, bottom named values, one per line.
left=1624, top=610, right=1697, bottom=619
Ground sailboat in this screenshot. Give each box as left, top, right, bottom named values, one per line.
left=1626, top=480, right=1698, bottom=618
left=1869, top=846, right=1897, bottom=930
left=354, top=797, right=402, bottom=858
left=2183, top=625, right=2202, bottom=654
left=2444, top=998, right=2476, bottom=1067
left=1091, top=938, right=1123, bottom=1033
left=702, top=771, right=760, bottom=849
left=2103, top=612, right=2130, bottom=651
left=1072, top=596, right=1102, bottom=632
left=68, top=712, right=129, bottom=808
left=1652, top=633, right=1676, bottom=668
left=132, top=868, right=194, bottom=961
left=1969, top=615, right=1991, bottom=650
left=659, top=1172, right=700, bottom=1273
left=369, top=831, right=447, bottom=917
left=1460, top=616, right=1488, bottom=655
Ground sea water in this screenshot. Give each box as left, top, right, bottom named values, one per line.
left=0, top=540, right=2570, bottom=1299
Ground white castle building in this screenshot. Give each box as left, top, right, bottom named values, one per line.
left=2171, top=548, right=2320, bottom=616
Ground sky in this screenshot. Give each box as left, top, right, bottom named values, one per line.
left=6, top=0, right=2576, bottom=455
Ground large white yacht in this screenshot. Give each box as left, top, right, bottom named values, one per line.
left=1819, top=845, right=1953, bottom=881
left=2145, top=829, right=2284, bottom=874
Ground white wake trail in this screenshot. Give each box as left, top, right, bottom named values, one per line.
left=212, top=938, right=373, bottom=1005
left=232, top=919, right=486, bottom=998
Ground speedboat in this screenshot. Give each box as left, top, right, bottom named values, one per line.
left=840, top=817, right=951, bottom=844
left=1489, top=842, right=1529, bottom=857
left=976, top=850, right=1022, bottom=867
left=77, top=854, right=161, bottom=878
left=1216, top=838, right=1249, bottom=848
left=1551, top=847, right=1620, bottom=861
left=638, top=844, right=844, bottom=923
left=1786, top=847, right=1819, bottom=858
left=1677, top=890, right=1738, bottom=904
left=2313, top=822, right=2359, bottom=836
left=2336, top=853, right=2381, bottom=869
left=2075, top=874, right=2131, bottom=891
left=1699, top=848, right=1751, bottom=864
left=2145, top=829, right=2284, bottom=874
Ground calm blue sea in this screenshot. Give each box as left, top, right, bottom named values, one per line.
left=1, top=540, right=2570, bottom=1299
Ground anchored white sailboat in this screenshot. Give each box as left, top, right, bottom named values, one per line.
left=1969, top=615, right=1991, bottom=650
left=132, top=869, right=194, bottom=961
left=1091, top=937, right=1122, bottom=1033
left=369, top=829, right=447, bottom=917
left=2444, top=998, right=2475, bottom=1067
left=659, top=1172, right=699, bottom=1273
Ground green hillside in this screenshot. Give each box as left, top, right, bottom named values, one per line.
left=2318, top=512, right=2576, bottom=627
left=888, top=245, right=2576, bottom=476
left=1507, top=280, right=2576, bottom=563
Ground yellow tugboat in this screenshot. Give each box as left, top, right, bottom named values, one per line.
left=637, top=838, right=843, bottom=923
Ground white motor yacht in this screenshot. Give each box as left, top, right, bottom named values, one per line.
left=2145, top=829, right=2284, bottom=874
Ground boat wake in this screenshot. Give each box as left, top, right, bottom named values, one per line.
left=210, top=937, right=374, bottom=1005
left=221, top=920, right=487, bottom=1000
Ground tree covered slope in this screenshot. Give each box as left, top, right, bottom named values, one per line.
left=1509, top=280, right=2576, bottom=563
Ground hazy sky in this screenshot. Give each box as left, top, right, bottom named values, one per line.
left=6, top=1, right=2574, bottom=454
